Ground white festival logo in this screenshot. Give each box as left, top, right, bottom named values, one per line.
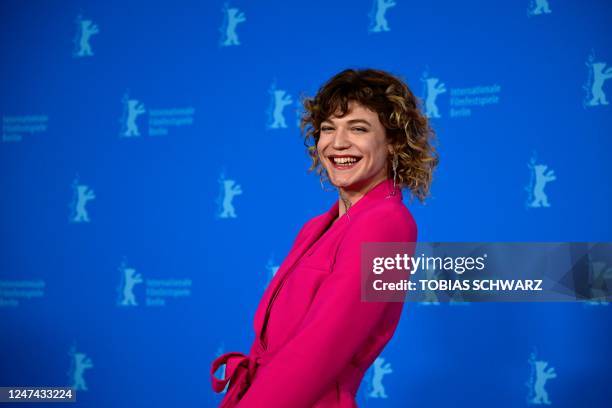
left=267, top=84, right=293, bottom=129
left=528, top=0, right=552, bottom=17
left=527, top=351, right=557, bottom=405
left=69, top=177, right=95, bottom=223
left=526, top=154, right=556, bottom=209
left=68, top=345, right=93, bottom=391
left=421, top=71, right=447, bottom=118
left=73, top=15, right=99, bottom=58
left=121, top=93, right=146, bottom=137
left=368, top=357, right=393, bottom=399
left=220, top=4, right=246, bottom=46
left=584, top=52, right=612, bottom=107
left=117, top=262, right=143, bottom=306
left=368, top=0, right=396, bottom=32
left=217, top=173, right=243, bottom=219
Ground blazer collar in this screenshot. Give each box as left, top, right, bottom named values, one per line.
left=323, top=177, right=403, bottom=224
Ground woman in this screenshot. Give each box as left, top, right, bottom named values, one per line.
left=211, top=68, right=438, bottom=407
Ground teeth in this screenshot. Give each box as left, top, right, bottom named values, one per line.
left=332, top=157, right=358, bottom=164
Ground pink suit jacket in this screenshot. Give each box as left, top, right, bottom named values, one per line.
left=211, top=178, right=418, bottom=407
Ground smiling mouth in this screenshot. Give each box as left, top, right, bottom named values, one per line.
left=328, top=155, right=362, bottom=170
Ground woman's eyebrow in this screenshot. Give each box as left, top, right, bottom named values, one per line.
left=321, top=118, right=372, bottom=126
left=347, top=119, right=372, bottom=126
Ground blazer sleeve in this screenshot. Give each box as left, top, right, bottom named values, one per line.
left=236, top=208, right=417, bottom=408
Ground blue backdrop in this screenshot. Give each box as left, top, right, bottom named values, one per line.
left=1, top=0, right=611, bottom=407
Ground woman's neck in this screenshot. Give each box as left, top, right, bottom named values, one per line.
left=336, top=175, right=388, bottom=218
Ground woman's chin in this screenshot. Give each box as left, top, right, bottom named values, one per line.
left=330, top=178, right=360, bottom=191
left=328, top=177, right=351, bottom=188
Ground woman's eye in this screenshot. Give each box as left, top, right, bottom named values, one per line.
left=320, top=126, right=366, bottom=132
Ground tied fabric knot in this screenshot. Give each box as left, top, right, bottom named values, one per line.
left=211, top=351, right=263, bottom=406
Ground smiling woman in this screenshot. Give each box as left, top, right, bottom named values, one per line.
left=210, top=68, right=438, bottom=408
left=316, top=101, right=391, bottom=212
left=302, top=69, right=438, bottom=213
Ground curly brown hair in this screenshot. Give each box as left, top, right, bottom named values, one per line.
left=299, top=68, right=439, bottom=203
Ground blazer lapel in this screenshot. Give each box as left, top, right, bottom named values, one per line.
left=254, top=201, right=338, bottom=341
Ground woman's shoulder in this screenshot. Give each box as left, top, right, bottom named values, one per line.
left=348, top=198, right=418, bottom=241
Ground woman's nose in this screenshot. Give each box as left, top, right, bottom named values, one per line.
left=332, top=127, right=350, bottom=149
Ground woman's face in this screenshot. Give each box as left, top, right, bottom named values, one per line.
left=317, top=100, right=391, bottom=194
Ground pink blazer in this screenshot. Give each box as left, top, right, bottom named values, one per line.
left=211, top=178, right=418, bottom=407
